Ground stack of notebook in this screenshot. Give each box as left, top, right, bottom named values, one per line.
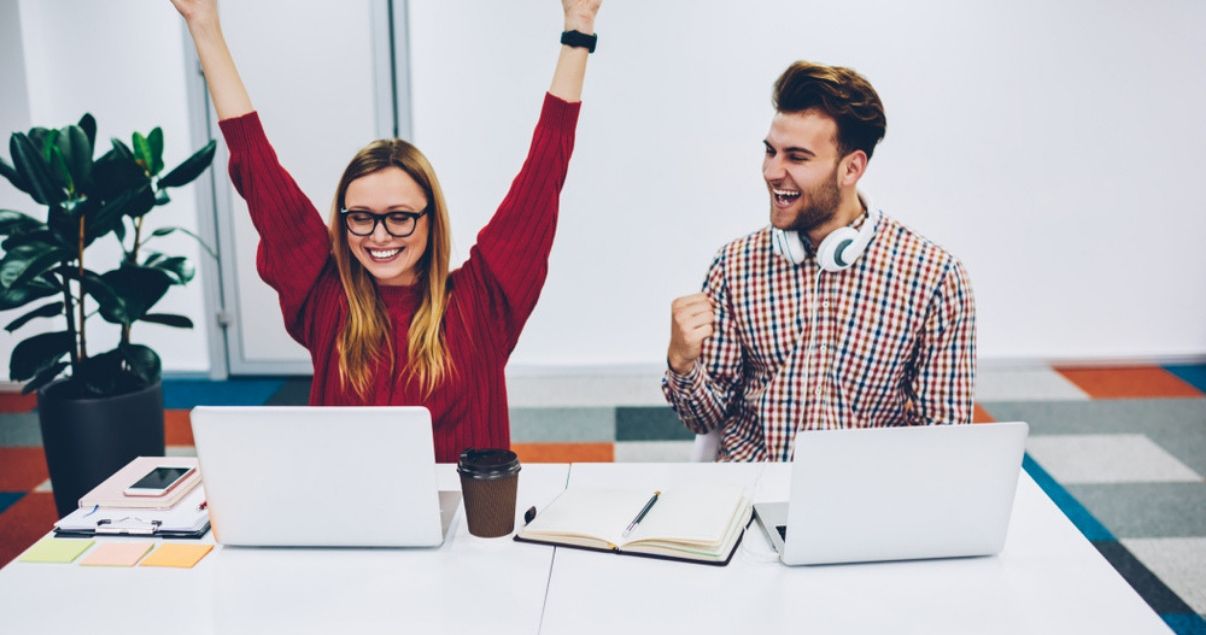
left=54, top=457, right=210, bottom=538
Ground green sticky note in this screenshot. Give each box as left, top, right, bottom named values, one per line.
left=18, top=537, right=95, bottom=564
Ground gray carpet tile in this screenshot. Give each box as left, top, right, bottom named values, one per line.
left=614, top=441, right=695, bottom=463
left=509, top=407, right=615, bottom=443
left=975, top=367, right=1089, bottom=401
left=615, top=406, right=696, bottom=442
left=0, top=413, right=41, bottom=447
left=1121, top=537, right=1206, bottom=615
left=981, top=398, right=1206, bottom=476
left=1064, top=482, right=1206, bottom=538
left=1025, top=434, right=1201, bottom=484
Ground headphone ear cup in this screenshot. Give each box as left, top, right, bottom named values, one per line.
left=816, top=227, right=859, bottom=272
left=771, top=228, right=808, bottom=264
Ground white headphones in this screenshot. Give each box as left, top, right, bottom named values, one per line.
left=771, top=198, right=881, bottom=271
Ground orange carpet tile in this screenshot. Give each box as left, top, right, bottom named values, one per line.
left=512, top=442, right=614, bottom=463
left=0, top=492, right=56, bottom=568
left=0, top=448, right=49, bottom=491
left=1055, top=366, right=1203, bottom=399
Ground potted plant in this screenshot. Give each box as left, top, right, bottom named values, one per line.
left=0, top=113, right=215, bottom=517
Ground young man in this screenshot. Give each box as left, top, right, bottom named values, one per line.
left=662, top=61, right=975, bottom=462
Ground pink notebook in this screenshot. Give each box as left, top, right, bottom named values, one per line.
left=78, top=457, right=201, bottom=510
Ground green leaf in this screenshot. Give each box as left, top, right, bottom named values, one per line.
left=59, top=267, right=124, bottom=321
left=57, top=124, right=93, bottom=190
left=132, top=131, right=152, bottom=174
left=45, top=204, right=78, bottom=248
left=87, top=146, right=148, bottom=200
left=113, top=217, right=127, bottom=244
left=147, top=255, right=194, bottom=284
left=111, top=138, right=134, bottom=160
left=0, top=210, right=44, bottom=236
left=74, top=348, right=126, bottom=395
left=140, top=313, right=193, bottom=328
left=4, top=301, right=63, bottom=332
left=2, top=228, right=64, bottom=251
left=0, top=157, right=32, bottom=194
left=9, top=330, right=73, bottom=381
left=0, top=278, right=60, bottom=310
left=0, top=242, right=71, bottom=289
left=121, top=344, right=161, bottom=385
left=21, top=360, right=69, bottom=395
left=159, top=140, right=216, bottom=188
left=148, top=127, right=164, bottom=175
left=85, top=184, right=152, bottom=243
left=78, top=114, right=97, bottom=150
left=10, top=133, right=63, bottom=206
left=155, top=188, right=170, bottom=205
left=26, top=128, right=50, bottom=154
left=98, top=265, right=173, bottom=323
left=40, top=129, right=59, bottom=163
left=47, top=145, right=74, bottom=193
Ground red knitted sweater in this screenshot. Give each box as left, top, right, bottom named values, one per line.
left=218, top=93, right=581, bottom=462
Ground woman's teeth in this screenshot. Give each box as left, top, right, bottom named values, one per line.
left=773, top=188, right=801, bottom=205
left=369, top=247, right=401, bottom=261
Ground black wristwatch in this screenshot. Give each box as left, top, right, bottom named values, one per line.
left=560, top=30, right=597, bottom=53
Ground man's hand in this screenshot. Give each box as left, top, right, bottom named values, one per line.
left=563, top=0, right=602, bottom=34
left=668, top=292, right=716, bottom=375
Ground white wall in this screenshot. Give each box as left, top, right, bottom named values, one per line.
left=409, top=0, right=1206, bottom=368
left=4, top=0, right=1203, bottom=382
left=0, top=0, right=211, bottom=381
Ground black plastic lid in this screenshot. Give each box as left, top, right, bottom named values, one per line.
left=457, top=448, right=521, bottom=479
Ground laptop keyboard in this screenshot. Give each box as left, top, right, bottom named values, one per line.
left=776, top=525, right=787, bottom=541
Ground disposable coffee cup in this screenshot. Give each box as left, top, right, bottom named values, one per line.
left=457, top=448, right=521, bottom=538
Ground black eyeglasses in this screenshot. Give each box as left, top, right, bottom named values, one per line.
left=339, top=208, right=429, bottom=238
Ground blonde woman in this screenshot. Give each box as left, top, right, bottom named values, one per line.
left=172, top=0, right=602, bottom=461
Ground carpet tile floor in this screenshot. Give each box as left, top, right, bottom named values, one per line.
left=0, top=364, right=1202, bottom=632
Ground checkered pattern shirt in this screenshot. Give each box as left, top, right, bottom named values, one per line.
left=661, top=209, right=976, bottom=462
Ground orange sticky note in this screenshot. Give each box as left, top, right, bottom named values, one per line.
left=140, top=543, right=213, bottom=568
left=81, top=542, right=154, bottom=567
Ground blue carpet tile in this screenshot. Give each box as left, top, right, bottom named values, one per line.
left=1166, top=364, right=1206, bottom=395
left=0, top=492, right=22, bottom=515
left=162, top=378, right=286, bottom=409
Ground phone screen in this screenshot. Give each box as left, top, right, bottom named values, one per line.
left=129, top=467, right=192, bottom=491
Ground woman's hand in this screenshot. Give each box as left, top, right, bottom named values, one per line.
left=563, top=0, right=602, bottom=34
left=169, top=0, right=219, bottom=29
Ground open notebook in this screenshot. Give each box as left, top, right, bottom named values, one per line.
left=515, top=486, right=753, bottom=566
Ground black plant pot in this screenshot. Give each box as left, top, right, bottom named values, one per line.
left=37, top=379, right=166, bottom=518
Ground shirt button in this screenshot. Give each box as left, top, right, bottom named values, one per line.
left=815, top=388, right=822, bottom=397
left=823, top=301, right=830, bottom=309
left=820, top=344, right=828, bottom=352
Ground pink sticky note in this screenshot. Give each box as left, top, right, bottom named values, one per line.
left=81, top=542, right=154, bottom=567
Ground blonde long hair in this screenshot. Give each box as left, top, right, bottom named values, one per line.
left=329, top=139, right=454, bottom=398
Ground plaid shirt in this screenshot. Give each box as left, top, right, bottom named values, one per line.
left=661, top=206, right=976, bottom=462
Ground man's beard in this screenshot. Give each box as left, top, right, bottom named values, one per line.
left=781, top=169, right=842, bottom=234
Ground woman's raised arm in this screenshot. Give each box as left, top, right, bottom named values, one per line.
left=170, top=0, right=253, bottom=120
left=549, top=0, right=602, bottom=102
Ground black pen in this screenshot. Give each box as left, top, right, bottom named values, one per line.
left=622, top=490, right=661, bottom=538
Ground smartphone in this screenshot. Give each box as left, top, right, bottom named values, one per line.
left=123, top=466, right=196, bottom=497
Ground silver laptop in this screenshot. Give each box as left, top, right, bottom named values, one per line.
left=755, top=421, right=1028, bottom=565
left=191, top=406, right=457, bottom=547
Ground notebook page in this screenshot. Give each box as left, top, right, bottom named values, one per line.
left=625, top=485, right=745, bottom=546
left=522, top=488, right=655, bottom=547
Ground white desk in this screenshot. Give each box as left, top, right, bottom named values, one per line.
left=539, top=463, right=1170, bottom=635
left=0, top=463, right=1170, bottom=634
left=0, top=464, right=569, bottom=635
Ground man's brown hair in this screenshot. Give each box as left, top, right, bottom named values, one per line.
left=773, top=61, right=887, bottom=160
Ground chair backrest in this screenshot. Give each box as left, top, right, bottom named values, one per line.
left=689, top=429, right=722, bottom=462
